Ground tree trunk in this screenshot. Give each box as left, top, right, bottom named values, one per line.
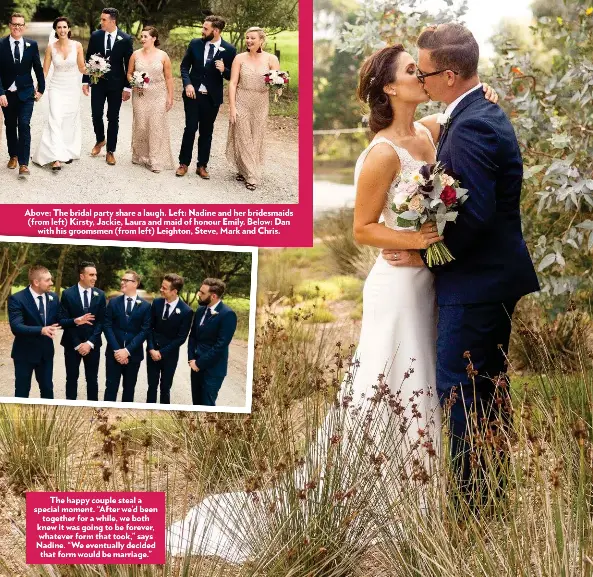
left=54, top=245, right=71, bottom=297
left=0, top=244, right=30, bottom=311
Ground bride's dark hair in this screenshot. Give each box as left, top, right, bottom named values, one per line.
left=357, top=44, right=405, bottom=133
left=53, top=16, right=72, bottom=39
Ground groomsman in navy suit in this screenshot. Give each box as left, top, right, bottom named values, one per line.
left=59, top=261, right=106, bottom=401
left=177, top=15, right=236, bottom=179
left=0, top=12, right=45, bottom=178
left=146, top=274, right=193, bottom=404
left=8, top=266, right=60, bottom=398
left=188, top=278, right=237, bottom=406
left=103, top=270, right=151, bottom=402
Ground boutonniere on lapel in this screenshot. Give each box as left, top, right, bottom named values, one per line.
left=436, top=113, right=452, bottom=131
left=25, top=42, right=31, bottom=48
left=217, top=46, right=225, bottom=53
left=211, top=310, right=219, bottom=317
left=175, top=308, right=181, bottom=315
left=117, top=35, right=123, bottom=42
left=48, top=295, right=54, bottom=302
left=93, top=291, right=99, bottom=297
left=136, top=299, right=142, bottom=305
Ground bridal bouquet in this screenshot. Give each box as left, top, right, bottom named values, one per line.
left=391, top=162, right=469, bottom=266
left=129, top=71, right=150, bottom=95
left=264, top=70, right=290, bottom=101
left=85, top=54, right=110, bottom=84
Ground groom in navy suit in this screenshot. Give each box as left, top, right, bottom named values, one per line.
left=177, top=15, right=236, bottom=179
left=388, top=24, right=540, bottom=507
left=103, top=270, right=151, bottom=402
left=8, top=266, right=60, bottom=398
left=59, top=261, right=106, bottom=401
left=82, top=7, right=133, bottom=166
left=146, top=274, right=193, bottom=404
left=0, top=12, right=45, bottom=178
left=188, top=278, right=237, bottom=406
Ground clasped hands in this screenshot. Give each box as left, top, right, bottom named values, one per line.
left=114, top=349, right=130, bottom=365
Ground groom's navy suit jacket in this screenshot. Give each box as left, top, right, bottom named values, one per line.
left=188, top=302, right=237, bottom=377
left=0, top=36, right=45, bottom=101
left=8, top=288, right=59, bottom=363
left=431, top=88, right=540, bottom=305
left=147, top=298, right=193, bottom=358
left=82, top=29, right=133, bottom=90
left=180, top=38, right=236, bottom=106
left=103, top=295, right=151, bottom=363
left=59, top=285, right=106, bottom=350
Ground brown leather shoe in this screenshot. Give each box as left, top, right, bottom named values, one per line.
left=196, top=166, right=210, bottom=179
left=7, top=156, right=18, bottom=169
left=18, top=165, right=30, bottom=179
left=106, top=152, right=116, bottom=166
left=175, top=164, right=188, bottom=177
left=91, top=140, right=106, bottom=157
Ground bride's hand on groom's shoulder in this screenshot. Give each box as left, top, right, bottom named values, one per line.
left=382, top=249, right=425, bottom=268
left=482, top=83, right=499, bottom=104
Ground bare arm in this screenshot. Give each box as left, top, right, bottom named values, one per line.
left=353, top=143, right=442, bottom=250
left=126, top=51, right=136, bottom=84
left=269, top=54, right=280, bottom=71
left=43, top=46, right=52, bottom=78
left=163, top=53, right=174, bottom=110
left=417, top=114, right=440, bottom=145
left=76, top=42, right=85, bottom=74
left=228, top=55, right=241, bottom=123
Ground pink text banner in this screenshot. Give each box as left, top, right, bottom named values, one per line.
left=26, top=492, right=165, bottom=564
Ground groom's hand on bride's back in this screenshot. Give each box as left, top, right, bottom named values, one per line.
left=382, top=249, right=425, bottom=267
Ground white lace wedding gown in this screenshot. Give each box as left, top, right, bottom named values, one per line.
left=167, top=122, right=442, bottom=563
left=32, top=41, right=82, bottom=165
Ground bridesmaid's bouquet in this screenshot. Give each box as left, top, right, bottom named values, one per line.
left=391, top=162, right=469, bottom=267
left=129, top=71, right=150, bottom=96
left=264, top=70, right=290, bottom=101
left=85, top=54, right=110, bottom=84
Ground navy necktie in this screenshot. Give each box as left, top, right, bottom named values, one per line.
left=163, top=303, right=170, bottom=320
left=106, top=33, right=112, bottom=57
left=38, top=296, right=46, bottom=325
left=206, top=43, right=215, bottom=65
left=13, top=40, right=20, bottom=65
left=205, top=307, right=212, bottom=322
left=83, top=290, right=89, bottom=313
left=126, top=297, right=133, bottom=317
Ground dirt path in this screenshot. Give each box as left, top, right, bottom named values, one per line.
left=0, top=22, right=298, bottom=205
left=0, top=323, right=249, bottom=409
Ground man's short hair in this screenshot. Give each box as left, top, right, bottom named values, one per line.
left=29, top=265, right=49, bottom=283
left=163, top=273, right=184, bottom=293
left=124, top=270, right=141, bottom=285
left=10, top=12, right=25, bottom=24
left=205, top=15, right=226, bottom=32
left=102, top=7, right=119, bottom=22
left=202, top=277, right=226, bottom=298
left=78, top=261, right=96, bottom=276
left=417, top=23, right=479, bottom=79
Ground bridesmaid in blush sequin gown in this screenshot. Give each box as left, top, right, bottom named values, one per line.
left=127, top=26, right=174, bottom=173
left=226, top=27, right=279, bottom=191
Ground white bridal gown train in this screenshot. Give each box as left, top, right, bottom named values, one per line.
left=167, top=122, right=442, bottom=563
left=32, top=40, right=82, bottom=165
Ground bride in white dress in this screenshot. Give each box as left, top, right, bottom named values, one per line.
left=32, top=17, right=85, bottom=170
left=167, top=45, right=498, bottom=563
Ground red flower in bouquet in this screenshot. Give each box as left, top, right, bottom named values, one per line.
left=440, top=185, right=457, bottom=207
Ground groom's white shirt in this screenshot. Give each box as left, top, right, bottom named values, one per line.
left=8, top=35, right=24, bottom=91
left=436, top=82, right=482, bottom=125
left=75, top=283, right=95, bottom=351
left=199, top=38, right=222, bottom=93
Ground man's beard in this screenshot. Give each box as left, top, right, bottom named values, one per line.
left=202, top=32, right=214, bottom=42
left=198, top=296, right=212, bottom=307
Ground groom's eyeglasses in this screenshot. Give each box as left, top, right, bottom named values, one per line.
left=9, top=22, right=25, bottom=28
left=416, top=67, right=459, bottom=84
